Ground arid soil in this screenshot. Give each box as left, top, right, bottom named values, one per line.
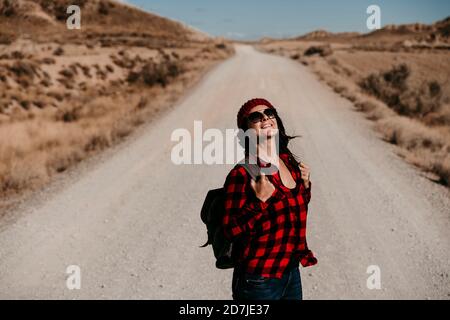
left=256, top=17, right=450, bottom=188
left=0, top=0, right=234, bottom=213
left=0, top=45, right=448, bottom=299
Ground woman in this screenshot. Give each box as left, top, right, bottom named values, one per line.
left=222, top=98, right=317, bottom=300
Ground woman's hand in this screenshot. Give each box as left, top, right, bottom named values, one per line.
left=250, top=173, right=275, bottom=202
left=299, top=163, right=311, bottom=188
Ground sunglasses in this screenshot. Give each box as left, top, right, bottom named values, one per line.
left=246, top=108, right=277, bottom=124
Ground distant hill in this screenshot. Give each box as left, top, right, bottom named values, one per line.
left=0, top=0, right=210, bottom=44
left=0, top=0, right=234, bottom=203
left=361, top=17, right=450, bottom=43
left=290, top=16, right=450, bottom=44
left=294, top=29, right=360, bottom=41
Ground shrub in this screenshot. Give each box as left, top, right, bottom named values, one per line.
left=166, top=60, right=181, bottom=78
left=359, top=64, right=443, bottom=118
left=84, top=135, right=110, bottom=152
left=0, top=0, right=16, bottom=17
left=98, top=2, right=109, bottom=15
left=136, top=97, right=148, bottom=110
left=304, top=45, right=332, bottom=57
left=34, top=101, right=45, bottom=109
left=59, top=69, right=74, bottom=79
left=215, top=43, right=227, bottom=49
left=41, top=57, right=56, bottom=64
left=20, top=100, right=30, bottom=110
left=11, top=51, right=25, bottom=59
left=48, top=91, right=64, bottom=102
left=81, top=65, right=91, bottom=78
left=40, top=78, right=52, bottom=87
left=9, top=61, right=39, bottom=79
left=127, top=60, right=183, bottom=87
left=105, top=65, right=114, bottom=73
left=431, top=157, right=450, bottom=186
left=39, top=0, right=87, bottom=20
left=62, top=110, right=78, bottom=122
left=53, top=47, right=64, bottom=56
left=126, top=71, right=140, bottom=84
left=142, top=62, right=166, bottom=86
left=382, top=64, right=410, bottom=90
left=171, top=52, right=180, bottom=59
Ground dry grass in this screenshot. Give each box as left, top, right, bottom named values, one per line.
left=126, top=58, right=183, bottom=87
left=257, top=36, right=450, bottom=187
left=375, top=117, right=450, bottom=185
left=0, top=0, right=235, bottom=207
left=359, top=63, right=445, bottom=118
left=0, top=47, right=229, bottom=199
left=304, top=44, right=333, bottom=57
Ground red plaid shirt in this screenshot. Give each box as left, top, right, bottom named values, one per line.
left=222, top=152, right=317, bottom=279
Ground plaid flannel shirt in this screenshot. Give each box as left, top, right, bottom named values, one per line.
left=222, top=152, right=317, bottom=279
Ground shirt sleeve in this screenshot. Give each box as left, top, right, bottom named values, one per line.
left=222, top=166, right=272, bottom=241
left=299, top=181, right=312, bottom=205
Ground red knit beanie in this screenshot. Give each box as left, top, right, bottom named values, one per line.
left=237, top=98, right=276, bottom=129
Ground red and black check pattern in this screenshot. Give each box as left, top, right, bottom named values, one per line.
left=222, top=152, right=317, bottom=279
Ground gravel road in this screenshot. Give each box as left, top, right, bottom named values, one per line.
left=0, top=44, right=449, bottom=299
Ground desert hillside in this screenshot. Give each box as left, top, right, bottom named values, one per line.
left=0, top=0, right=234, bottom=211
left=291, top=17, right=450, bottom=45
left=257, top=17, right=450, bottom=187
left=0, top=0, right=209, bottom=43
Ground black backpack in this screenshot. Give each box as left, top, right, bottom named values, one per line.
left=200, top=162, right=260, bottom=269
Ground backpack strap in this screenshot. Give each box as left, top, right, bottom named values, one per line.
left=238, top=161, right=260, bottom=181
left=238, top=153, right=281, bottom=181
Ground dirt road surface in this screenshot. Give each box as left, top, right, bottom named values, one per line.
left=0, top=45, right=449, bottom=299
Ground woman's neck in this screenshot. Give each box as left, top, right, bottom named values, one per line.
left=256, top=136, right=279, bottom=164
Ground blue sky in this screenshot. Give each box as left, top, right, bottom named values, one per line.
left=123, top=0, right=450, bottom=40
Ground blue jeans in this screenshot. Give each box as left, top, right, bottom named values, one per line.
left=232, top=267, right=303, bottom=300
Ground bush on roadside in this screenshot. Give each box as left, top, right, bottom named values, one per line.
left=53, top=47, right=64, bottom=56
left=304, top=45, right=333, bottom=57
left=431, top=156, right=450, bottom=186
left=0, top=0, right=16, bottom=17
left=38, top=0, right=87, bottom=20
left=359, top=64, right=444, bottom=119
left=98, top=1, right=109, bottom=15
left=127, top=59, right=183, bottom=87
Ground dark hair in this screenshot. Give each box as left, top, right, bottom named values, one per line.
left=238, top=109, right=301, bottom=167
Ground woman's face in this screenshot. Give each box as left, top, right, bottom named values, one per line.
left=246, top=105, right=278, bottom=137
